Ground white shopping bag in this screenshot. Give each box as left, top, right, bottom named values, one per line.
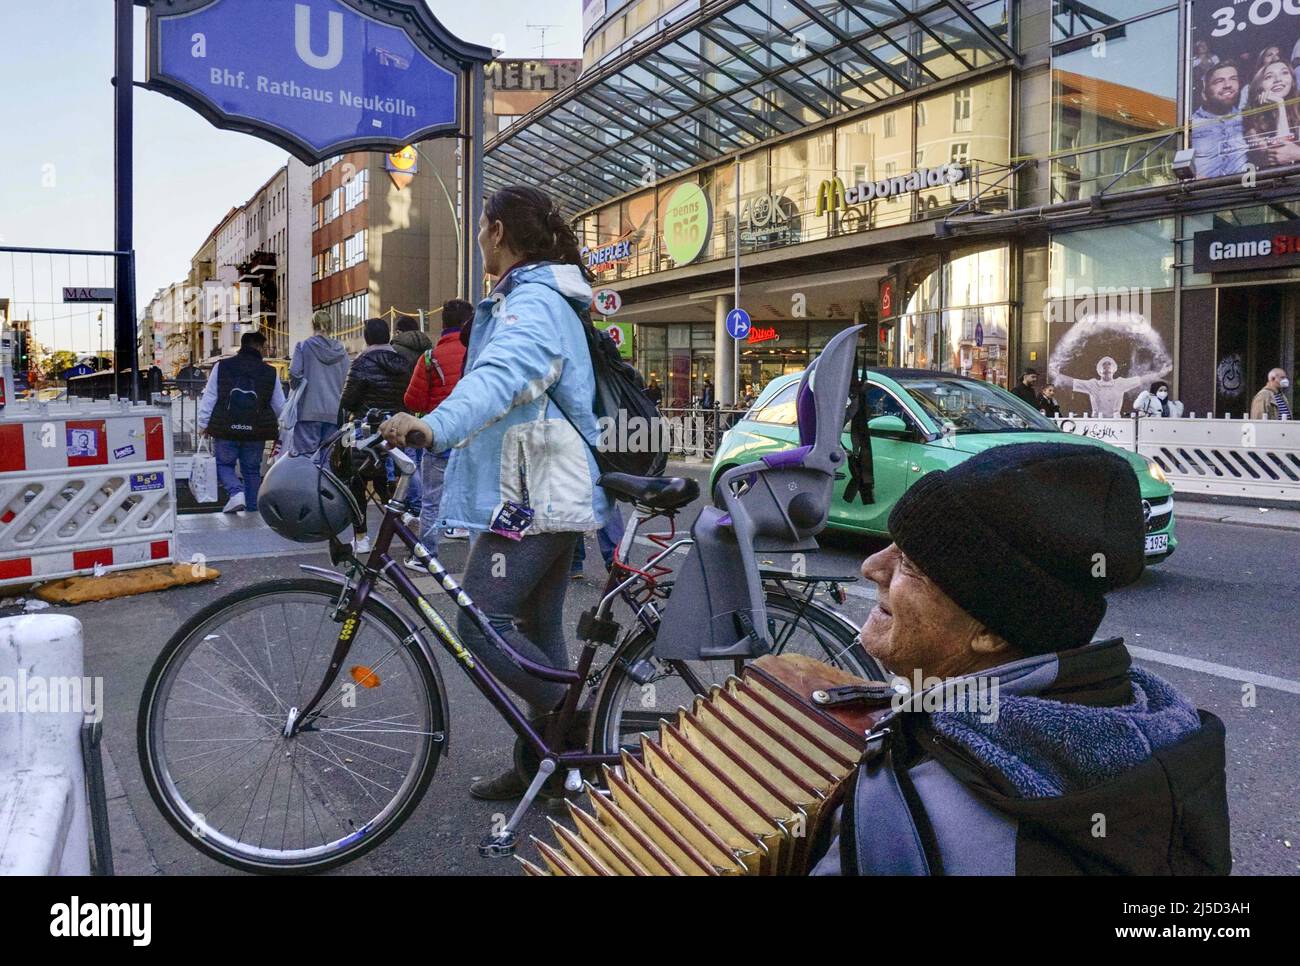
left=269, top=425, right=294, bottom=465
left=188, top=437, right=219, bottom=503
left=279, top=380, right=305, bottom=431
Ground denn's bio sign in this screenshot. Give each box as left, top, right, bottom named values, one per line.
left=147, top=0, right=485, bottom=162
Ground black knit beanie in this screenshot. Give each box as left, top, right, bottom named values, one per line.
left=887, top=442, right=1146, bottom=655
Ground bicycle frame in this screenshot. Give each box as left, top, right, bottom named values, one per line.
left=290, top=476, right=624, bottom=771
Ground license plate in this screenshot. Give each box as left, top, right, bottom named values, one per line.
left=1144, top=533, right=1168, bottom=555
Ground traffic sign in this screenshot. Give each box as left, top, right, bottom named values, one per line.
left=726, top=308, right=752, bottom=340
left=145, top=0, right=493, bottom=163
left=593, top=289, right=622, bottom=317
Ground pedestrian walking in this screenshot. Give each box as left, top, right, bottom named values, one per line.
left=402, top=298, right=473, bottom=570
left=289, top=309, right=350, bottom=462
left=197, top=330, right=285, bottom=513
left=1249, top=368, right=1292, bottom=420
left=339, top=317, right=413, bottom=552
left=1039, top=383, right=1061, bottom=417
left=390, top=313, right=433, bottom=368
left=1133, top=380, right=1183, bottom=418
left=644, top=377, right=662, bottom=406
left=1011, top=367, right=1041, bottom=408
left=378, top=184, right=611, bottom=800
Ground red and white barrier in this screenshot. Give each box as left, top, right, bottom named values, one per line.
left=0, top=402, right=176, bottom=587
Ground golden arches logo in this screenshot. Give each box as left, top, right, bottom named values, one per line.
left=815, top=177, right=848, bottom=216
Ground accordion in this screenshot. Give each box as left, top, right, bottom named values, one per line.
left=521, top=654, right=892, bottom=876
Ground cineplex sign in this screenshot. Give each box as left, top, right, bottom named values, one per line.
left=816, top=163, right=969, bottom=216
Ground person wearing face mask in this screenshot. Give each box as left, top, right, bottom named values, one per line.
left=1132, top=380, right=1183, bottom=418
left=1250, top=368, right=1293, bottom=420
left=807, top=443, right=1230, bottom=876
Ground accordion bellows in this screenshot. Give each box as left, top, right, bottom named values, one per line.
left=521, top=658, right=869, bottom=876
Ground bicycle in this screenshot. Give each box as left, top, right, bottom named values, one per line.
left=137, top=411, right=881, bottom=874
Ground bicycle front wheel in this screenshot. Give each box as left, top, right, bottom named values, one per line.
left=589, top=589, right=882, bottom=757
left=138, top=578, right=445, bottom=874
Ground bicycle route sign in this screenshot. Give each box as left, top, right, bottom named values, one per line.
left=144, top=0, right=493, bottom=162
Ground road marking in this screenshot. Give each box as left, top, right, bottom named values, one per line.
left=1127, top=645, right=1300, bottom=696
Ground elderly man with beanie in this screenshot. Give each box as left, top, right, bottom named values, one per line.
left=811, top=442, right=1231, bottom=876
left=289, top=309, right=350, bottom=462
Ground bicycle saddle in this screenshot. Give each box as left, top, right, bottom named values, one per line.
left=599, top=472, right=700, bottom=511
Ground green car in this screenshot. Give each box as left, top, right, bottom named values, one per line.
left=712, top=368, right=1177, bottom=563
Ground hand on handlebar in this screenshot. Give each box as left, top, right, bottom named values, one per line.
left=379, top=412, right=434, bottom=450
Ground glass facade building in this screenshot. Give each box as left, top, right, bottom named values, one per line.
left=486, top=0, right=1300, bottom=417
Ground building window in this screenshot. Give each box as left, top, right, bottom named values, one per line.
left=345, top=168, right=369, bottom=211
left=952, top=87, right=972, bottom=131
left=1050, top=9, right=1178, bottom=202
left=344, top=230, right=367, bottom=268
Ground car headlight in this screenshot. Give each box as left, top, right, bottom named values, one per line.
left=1146, top=459, right=1168, bottom=484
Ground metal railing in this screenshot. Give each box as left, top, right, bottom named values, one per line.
left=657, top=405, right=749, bottom=461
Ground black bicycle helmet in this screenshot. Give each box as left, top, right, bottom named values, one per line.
left=259, top=453, right=361, bottom=543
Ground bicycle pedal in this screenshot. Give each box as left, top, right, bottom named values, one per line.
left=478, top=830, right=517, bottom=858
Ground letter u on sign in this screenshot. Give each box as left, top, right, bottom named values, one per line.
left=296, top=3, right=343, bottom=71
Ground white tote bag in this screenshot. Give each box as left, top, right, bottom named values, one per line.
left=188, top=437, right=219, bottom=504
left=279, top=380, right=305, bottom=431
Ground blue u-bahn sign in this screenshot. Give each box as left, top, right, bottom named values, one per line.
left=145, top=0, right=493, bottom=162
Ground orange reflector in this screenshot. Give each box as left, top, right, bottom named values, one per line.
left=350, top=665, right=381, bottom=688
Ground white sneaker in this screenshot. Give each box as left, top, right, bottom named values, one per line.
left=443, top=528, right=469, bottom=540
left=403, top=555, right=427, bottom=573
left=222, top=492, right=246, bottom=513
left=351, top=534, right=372, bottom=555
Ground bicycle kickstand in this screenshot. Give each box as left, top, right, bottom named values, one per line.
left=478, top=758, right=557, bottom=858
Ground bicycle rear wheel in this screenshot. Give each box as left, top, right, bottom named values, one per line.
left=589, top=589, right=882, bottom=756
left=138, top=578, right=444, bottom=873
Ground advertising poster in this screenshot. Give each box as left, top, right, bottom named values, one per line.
left=1189, top=1, right=1300, bottom=178
left=1046, top=292, right=1175, bottom=416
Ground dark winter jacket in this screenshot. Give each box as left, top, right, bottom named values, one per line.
left=290, top=334, right=349, bottom=424
left=811, top=639, right=1231, bottom=876
left=339, top=344, right=411, bottom=419
left=202, top=347, right=282, bottom=442
left=403, top=326, right=466, bottom=416
left=390, top=328, right=434, bottom=369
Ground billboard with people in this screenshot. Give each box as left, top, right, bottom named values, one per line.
left=1189, top=2, right=1300, bottom=178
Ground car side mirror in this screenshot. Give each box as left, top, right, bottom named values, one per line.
left=868, top=414, right=909, bottom=437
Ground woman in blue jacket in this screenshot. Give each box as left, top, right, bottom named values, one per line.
left=381, top=185, right=609, bottom=799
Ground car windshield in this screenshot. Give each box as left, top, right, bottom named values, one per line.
left=895, top=376, right=1059, bottom=434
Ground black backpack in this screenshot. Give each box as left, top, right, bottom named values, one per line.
left=550, top=307, right=669, bottom=479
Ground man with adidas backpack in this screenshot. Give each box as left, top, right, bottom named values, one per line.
left=198, top=330, right=285, bottom=513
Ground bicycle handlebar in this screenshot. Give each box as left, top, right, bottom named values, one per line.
left=354, top=431, right=418, bottom=477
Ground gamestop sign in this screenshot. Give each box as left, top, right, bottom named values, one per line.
left=1193, top=221, right=1300, bottom=274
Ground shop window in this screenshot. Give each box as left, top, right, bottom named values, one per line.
left=1049, top=220, right=1174, bottom=294
left=1050, top=9, right=1178, bottom=201
left=916, top=73, right=1010, bottom=214
left=1052, top=0, right=1171, bottom=42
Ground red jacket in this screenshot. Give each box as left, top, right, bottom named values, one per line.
left=403, top=326, right=467, bottom=416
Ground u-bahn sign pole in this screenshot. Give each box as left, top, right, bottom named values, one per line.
left=114, top=0, right=136, bottom=401
left=120, top=0, right=494, bottom=373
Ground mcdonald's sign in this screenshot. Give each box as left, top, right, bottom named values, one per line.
left=815, top=177, right=849, bottom=216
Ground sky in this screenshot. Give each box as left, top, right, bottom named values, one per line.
left=0, top=0, right=582, bottom=354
